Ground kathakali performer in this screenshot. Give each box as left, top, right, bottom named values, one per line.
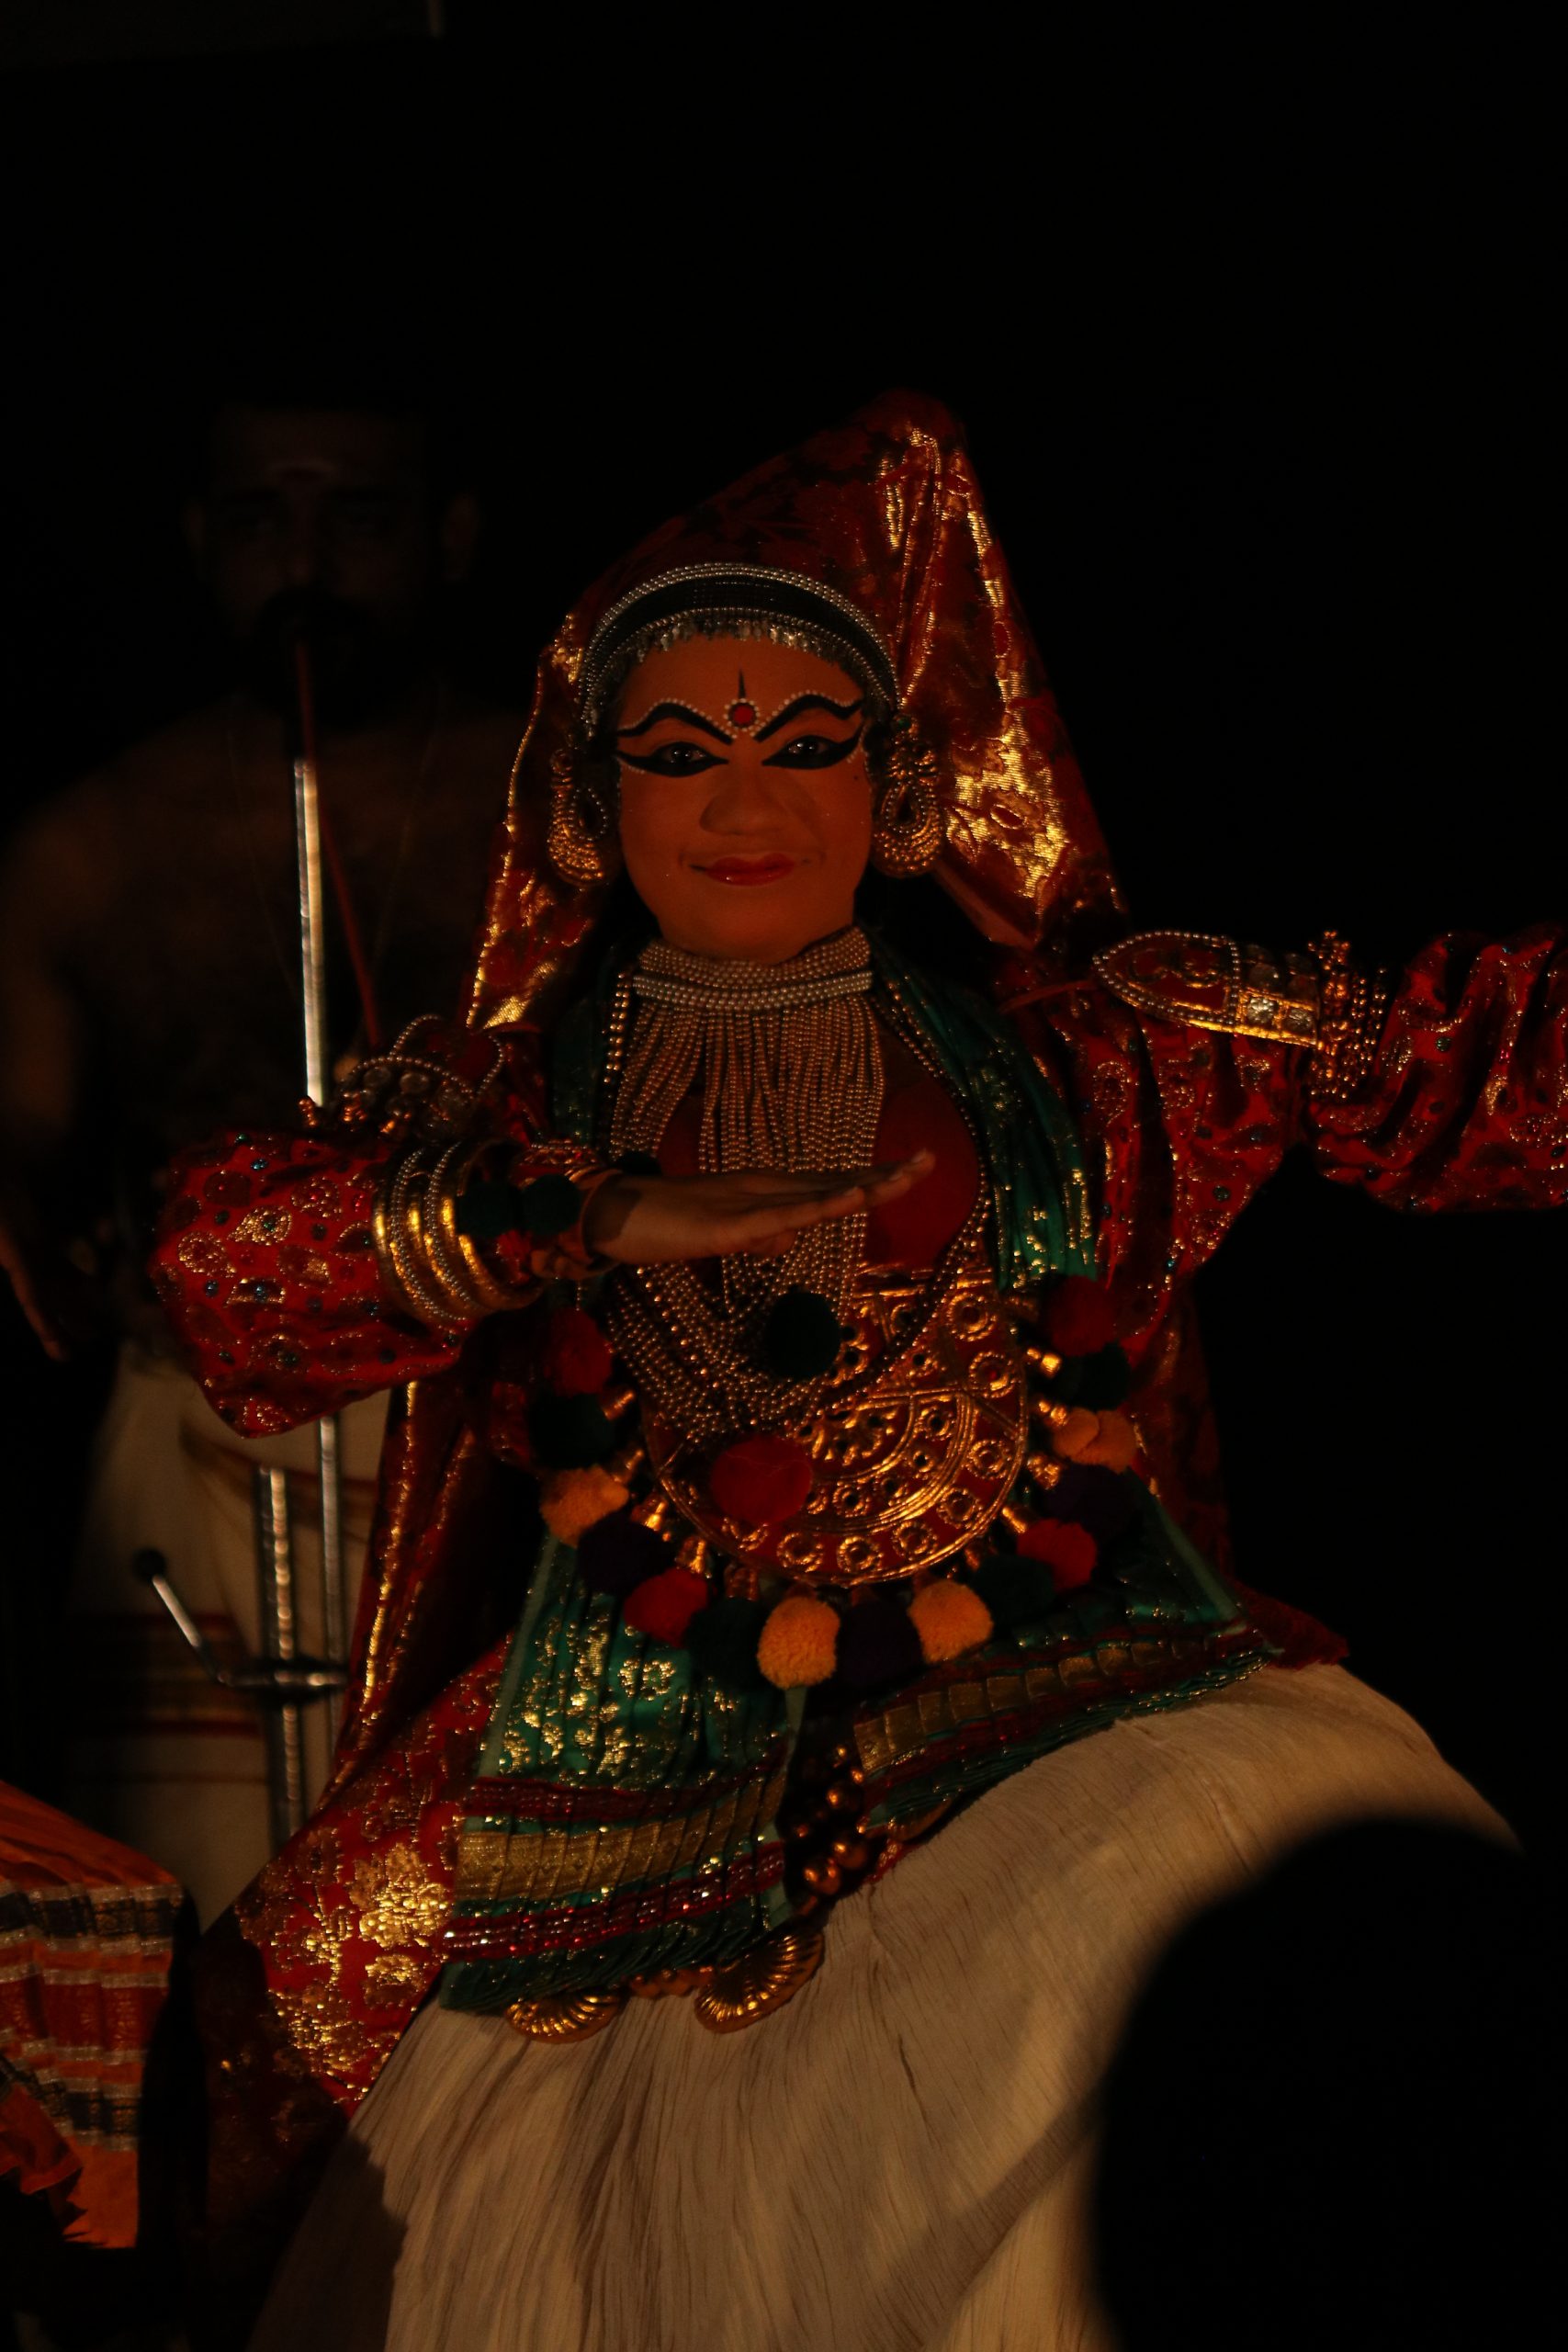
left=149, top=395, right=1564, bottom=2349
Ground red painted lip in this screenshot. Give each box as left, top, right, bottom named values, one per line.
left=695, top=854, right=798, bottom=886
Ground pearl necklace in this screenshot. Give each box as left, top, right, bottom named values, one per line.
left=605, top=930, right=885, bottom=1441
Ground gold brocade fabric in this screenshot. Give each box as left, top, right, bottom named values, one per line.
left=455, top=1766, right=789, bottom=1910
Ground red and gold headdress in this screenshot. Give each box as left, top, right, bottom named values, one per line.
left=467, top=391, right=1121, bottom=1037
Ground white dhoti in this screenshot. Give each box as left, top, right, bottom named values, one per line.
left=251, top=1663, right=1506, bottom=2352
left=64, top=1343, right=387, bottom=1924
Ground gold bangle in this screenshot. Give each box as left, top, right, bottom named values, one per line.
left=425, top=1144, right=517, bottom=1317
left=375, top=1148, right=471, bottom=1329
left=406, top=1181, right=482, bottom=1323
left=450, top=1155, right=525, bottom=1314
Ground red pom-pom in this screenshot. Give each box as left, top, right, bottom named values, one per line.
left=621, top=1567, right=711, bottom=1646
left=540, top=1306, right=614, bottom=1397
left=1018, top=1518, right=1099, bottom=1592
left=1043, top=1277, right=1118, bottom=1359
left=708, top=1434, right=813, bottom=1526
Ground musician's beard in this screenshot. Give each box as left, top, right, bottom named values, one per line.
left=237, top=587, right=424, bottom=730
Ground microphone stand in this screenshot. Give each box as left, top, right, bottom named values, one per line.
left=290, top=639, right=349, bottom=1755
left=139, top=638, right=353, bottom=1853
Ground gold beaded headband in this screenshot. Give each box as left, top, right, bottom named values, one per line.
left=576, top=561, right=898, bottom=736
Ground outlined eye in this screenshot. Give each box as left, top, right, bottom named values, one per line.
left=619, top=741, right=726, bottom=777
left=764, top=729, right=863, bottom=771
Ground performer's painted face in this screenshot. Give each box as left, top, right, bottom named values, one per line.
left=614, top=635, right=874, bottom=963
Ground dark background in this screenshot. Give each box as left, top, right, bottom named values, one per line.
left=0, top=15, right=1561, bottom=1863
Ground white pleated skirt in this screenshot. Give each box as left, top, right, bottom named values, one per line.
left=251, top=1665, right=1506, bottom=2352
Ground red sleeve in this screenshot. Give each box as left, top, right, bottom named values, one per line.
left=998, top=966, right=1303, bottom=1305
left=1006, top=922, right=1566, bottom=1311
left=149, top=1127, right=462, bottom=1438
left=1307, top=925, right=1567, bottom=1210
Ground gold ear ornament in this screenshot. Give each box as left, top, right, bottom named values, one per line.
left=546, top=744, right=617, bottom=889
left=870, top=719, right=943, bottom=877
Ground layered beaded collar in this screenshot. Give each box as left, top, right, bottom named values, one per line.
left=627, top=927, right=874, bottom=1017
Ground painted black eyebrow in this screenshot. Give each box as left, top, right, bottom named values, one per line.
left=754, top=693, right=865, bottom=743
left=616, top=700, right=733, bottom=746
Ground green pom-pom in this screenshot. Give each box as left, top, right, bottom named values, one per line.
left=685, top=1597, right=770, bottom=1691
left=1073, top=1345, right=1133, bottom=1410
left=530, top=1393, right=614, bottom=1468
left=517, top=1174, right=582, bottom=1238
left=969, top=1554, right=1055, bottom=1632
left=760, top=1286, right=846, bottom=1380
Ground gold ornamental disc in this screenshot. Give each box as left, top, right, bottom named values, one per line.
left=691, top=1925, right=824, bottom=2034
left=504, top=1988, right=627, bottom=2043
left=644, top=1260, right=1030, bottom=1587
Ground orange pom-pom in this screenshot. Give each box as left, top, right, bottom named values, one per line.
left=540, top=1464, right=629, bottom=1544
left=622, top=1567, right=710, bottom=1645
left=907, top=1578, right=995, bottom=1665
left=1052, top=1407, right=1101, bottom=1461
left=1077, top=1409, right=1139, bottom=1471
left=757, top=1593, right=840, bottom=1690
left=1018, top=1518, right=1099, bottom=1591
left=540, top=1306, right=614, bottom=1396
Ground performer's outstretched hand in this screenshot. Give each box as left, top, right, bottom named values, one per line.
left=583, top=1150, right=933, bottom=1265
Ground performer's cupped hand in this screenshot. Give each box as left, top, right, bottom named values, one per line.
left=582, top=1149, right=934, bottom=1266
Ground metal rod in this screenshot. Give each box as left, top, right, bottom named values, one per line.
left=130, top=1548, right=221, bottom=1678
left=134, top=1547, right=347, bottom=1698
left=253, top=1466, right=305, bottom=1849
left=316, top=1416, right=347, bottom=1744
left=293, top=745, right=329, bottom=1109
left=292, top=639, right=349, bottom=1760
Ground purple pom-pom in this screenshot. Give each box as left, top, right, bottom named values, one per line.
left=576, top=1511, right=671, bottom=1599
left=836, top=1593, right=925, bottom=1695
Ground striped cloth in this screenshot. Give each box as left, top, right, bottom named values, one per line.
left=1, top=1781, right=185, bottom=2248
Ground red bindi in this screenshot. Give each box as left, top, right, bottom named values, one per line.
left=728, top=699, right=757, bottom=729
